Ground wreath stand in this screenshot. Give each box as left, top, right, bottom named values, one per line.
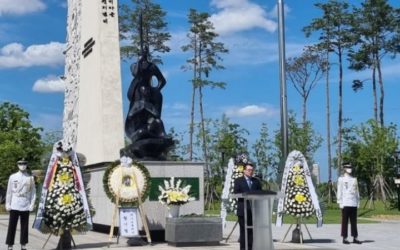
left=107, top=168, right=152, bottom=247
left=281, top=217, right=312, bottom=244
left=224, top=220, right=239, bottom=243
left=42, top=231, right=77, bottom=249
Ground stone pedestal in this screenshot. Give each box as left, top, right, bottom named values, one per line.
left=165, top=217, right=222, bottom=246
left=86, top=161, right=204, bottom=234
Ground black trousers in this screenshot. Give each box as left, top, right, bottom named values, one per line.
left=341, top=206, right=358, bottom=238
left=6, top=210, right=30, bottom=245
left=238, top=210, right=253, bottom=250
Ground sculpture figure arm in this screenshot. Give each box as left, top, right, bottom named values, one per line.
left=150, top=64, right=166, bottom=90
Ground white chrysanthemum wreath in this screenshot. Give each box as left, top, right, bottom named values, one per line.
left=283, top=163, right=315, bottom=217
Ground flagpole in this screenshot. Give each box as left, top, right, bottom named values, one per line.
left=277, top=0, right=289, bottom=183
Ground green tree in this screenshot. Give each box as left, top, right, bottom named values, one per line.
left=303, top=0, right=355, bottom=178
left=41, top=130, right=63, bottom=165
left=210, top=115, right=249, bottom=176
left=252, top=123, right=277, bottom=180
left=119, top=0, right=171, bottom=64
left=286, top=46, right=327, bottom=126
left=181, top=9, right=228, bottom=164
left=274, top=111, right=323, bottom=166
left=349, top=0, right=400, bottom=126
left=342, top=119, right=398, bottom=207
left=193, top=115, right=248, bottom=209
left=0, top=102, right=45, bottom=188
left=166, top=127, right=187, bottom=161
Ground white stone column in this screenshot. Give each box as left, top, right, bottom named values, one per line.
left=63, top=0, right=124, bottom=165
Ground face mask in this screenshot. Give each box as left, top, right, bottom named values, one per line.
left=345, top=168, right=352, bottom=174
left=18, top=164, right=27, bottom=171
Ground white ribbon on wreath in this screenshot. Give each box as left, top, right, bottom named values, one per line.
left=276, top=150, right=323, bottom=227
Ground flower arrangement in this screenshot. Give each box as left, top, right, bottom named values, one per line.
left=158, top=177, right=194, bottom=206
left=43, top=155, right=88, bottom=235
left=226, top=153, right=249, bottom=212
left=283, top=163, right=315, bottom=217
left=104, top=158, right=150, bottom=206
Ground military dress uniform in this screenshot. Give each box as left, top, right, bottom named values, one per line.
left=5, top=169, right=36, bottom=248
left=337, top=174, right=360, bottom=243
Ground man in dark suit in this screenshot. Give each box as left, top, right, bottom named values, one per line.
left=234, top=163, right=262, bottom=250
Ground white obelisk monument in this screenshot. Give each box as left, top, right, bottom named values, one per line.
left=62, top=0, right=124, bottom=165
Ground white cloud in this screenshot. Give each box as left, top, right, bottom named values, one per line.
left=267, top=3, right=291, bottom=19
left=164, top=102, right=190, bottom=118
left=0, top=0, right=46, bottom=16
left=167, top=29, right=305, bottom=66
left=0, top=42, right=65, bottom=68
left=210, top=0, right=277, bottom=35
left=221, top=35, right=305, bottom=65
left=335, top=59, right=400, bottom=87
left=33, top=113, right=63, bottom=131
left=165, top=30, right=188, bottom=55
left=382, top=61, right=400, bottom=78
left=224, top=104, right=279, bottom=118
left=170, top=102, right=190, bottom=111
left=166, top=30, right=305, bottom=68
left=33, top=75, right=65, bottom=93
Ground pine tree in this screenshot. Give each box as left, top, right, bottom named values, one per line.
left=181, top=9, right=228, bottom=165
left=303, top=0, right=355, bottom=186
left=119, top=0, right=170, bottom=64
left=349, top=0, right=400, bottom=126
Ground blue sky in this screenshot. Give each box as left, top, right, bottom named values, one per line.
left=1, top=0, right=400, bottom=181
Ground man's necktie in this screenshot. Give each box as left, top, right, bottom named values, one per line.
left=247, top=178, right=252, bottom=189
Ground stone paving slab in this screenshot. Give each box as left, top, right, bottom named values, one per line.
left=1, top=215, right=400, bottom=250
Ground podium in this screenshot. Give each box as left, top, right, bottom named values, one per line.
left=231, top=191, right=280, bottom=250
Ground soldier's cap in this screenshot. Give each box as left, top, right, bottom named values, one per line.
left=17, top=158, right=27, bottom=164
left=342, top=162, right=353, bottom=169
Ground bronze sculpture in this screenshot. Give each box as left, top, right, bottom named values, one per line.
left=121, top=46, right=173, bottom=160
left=125, top=46, right=166, bottom=142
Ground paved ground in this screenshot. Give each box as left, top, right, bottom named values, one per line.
left=1, top=215, right=400, bottom=250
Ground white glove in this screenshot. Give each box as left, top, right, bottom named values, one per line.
left=5, top=205, right=11, bottom=211
left=339, top=203, right=343, bottom=209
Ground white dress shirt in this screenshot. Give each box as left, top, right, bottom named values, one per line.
left=6, top=171, right=36, bottom=211
left=337, top=174, right=360, bottom=208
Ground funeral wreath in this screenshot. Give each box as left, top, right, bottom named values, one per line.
left=283, top=163, right=315, bottom=217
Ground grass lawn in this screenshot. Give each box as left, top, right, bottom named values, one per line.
left=1, top=198, right=398, bottom=224
left=206, top=199, right=400, bottom=224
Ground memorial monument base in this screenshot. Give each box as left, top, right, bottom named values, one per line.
left=86, top=161, right=204, bottom=241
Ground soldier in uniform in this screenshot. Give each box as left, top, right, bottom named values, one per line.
left=337, top=162, right=362, bottom=244
left=5, top=159, right=36, bottom=250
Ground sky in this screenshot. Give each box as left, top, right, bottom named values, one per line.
left=1, top=0, right=400, bottom=182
